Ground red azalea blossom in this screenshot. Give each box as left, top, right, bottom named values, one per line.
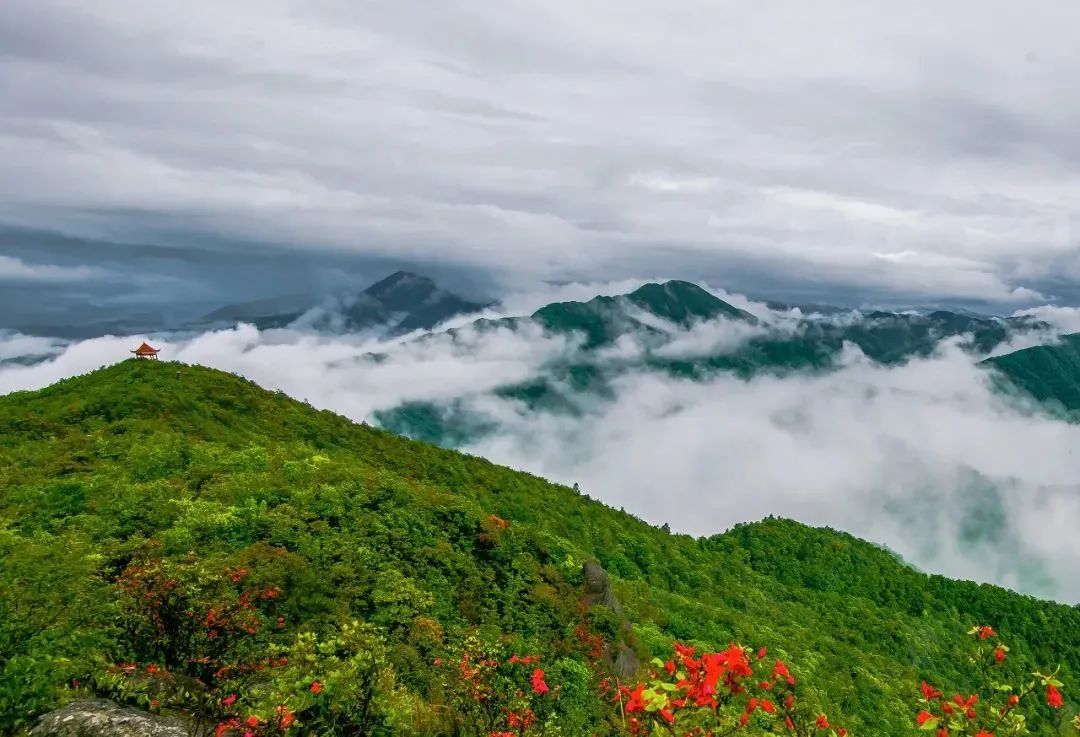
left=916, top=710, right=936, bottom=726
left=816, top=714, right=829, bottom=729
left=976, top=625, right=997, bottom=640
left=1047, top=683, right=1064, bottom=709
left=275, top=705, right=294, bottom=729
left=772, top=659, right=795, bottom=686
left=221, top=694, right=237, bottom=707
left=921, top=681, right=943, bottom=700
left=994, top=647, right=1006, bottom=664
left=309, top=681, right=323, bottom=694
left=530, top=668, right=550, bottom=695
left=245, top=715, right=259, bottom=728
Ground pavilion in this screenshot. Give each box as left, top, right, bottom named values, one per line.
left=131, top=342, right=161, bottom=360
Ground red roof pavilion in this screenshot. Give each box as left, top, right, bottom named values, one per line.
left=131, top=342, right=160, bottom=360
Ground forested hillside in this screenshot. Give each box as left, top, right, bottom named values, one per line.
left=2, top=360, right=1077, bottom=735
left=985, top=333, right=1080, bottom=416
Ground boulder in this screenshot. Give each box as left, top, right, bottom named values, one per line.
left=581, top=560, right=622, bottom=614
left=30, top=699, right=198, bottom=737
left=580, top=561, right=640, bottom=678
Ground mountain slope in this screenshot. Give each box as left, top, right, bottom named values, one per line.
left=2, top=360, right=1078, bottom=734
left=984, top=333, right=1080, bottom=416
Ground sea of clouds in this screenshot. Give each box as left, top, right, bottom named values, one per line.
left=3, top=285, right=1080, bottom=603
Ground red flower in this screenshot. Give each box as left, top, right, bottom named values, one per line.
left=214, top=719, right=239, bottom=737
left=309, top=681, right=323, bottom=694
left=275, top=705, right=294, bottom=729
left=772, top=660, right=795, bottom=686
left=757, top=647, right=767, bottom=660
left=221, top=694, right=238, bottom=707
left=245, top=715, right=259, bottom=728
left=622, top=683, right=647, bottom=713
left=816, top=714, right=829, bottom=729
left=916, top=710, right=936, bottom=727
left=530, top=668, right=550, bottom=696
left=921, top=681, right=942, bottom=700
left=994, top=647, right=1006, bottom=664
left=976, top=626, right=997, bottom=640
left=658, top=708, right=674, bottom=724
left=1007, top=694, right=1019, bottom=708
left=1047, top=683, right=1064, bottom=709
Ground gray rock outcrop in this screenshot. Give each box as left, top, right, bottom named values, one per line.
left=30, top=699, right=197, bottom=737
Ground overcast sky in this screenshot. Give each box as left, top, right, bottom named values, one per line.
left=2, top=0, right=1080, bottom=308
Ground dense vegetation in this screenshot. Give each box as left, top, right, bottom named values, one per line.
left=2, top=360, right=1079, bottom=735
left=984, top=333, right=1080, bottom=417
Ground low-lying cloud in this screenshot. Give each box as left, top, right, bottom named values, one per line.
left=2, top=298, right=1079, bottom=603
left=0, top=255, right=106, bottom=283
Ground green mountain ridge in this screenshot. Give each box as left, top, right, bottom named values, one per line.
left=375, top=280, right=1050, bottom=446
left=2, top=360, right=1078, bottom=734
left=983, top=333, right=1080, bottom=417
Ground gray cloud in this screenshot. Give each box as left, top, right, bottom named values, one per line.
left=1, top=0, right=1079, bottom=305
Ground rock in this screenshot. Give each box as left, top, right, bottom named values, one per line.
left=30, top=699, right=198, bottom=737
left=614, top=643, right=641, bottom=679
left=581, top=560, right=622, bottom=615
left=580, top=561, right=640, bottom=678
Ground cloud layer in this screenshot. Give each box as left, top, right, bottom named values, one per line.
left=2, top=296, right=1079, bottom=603
left=2, top=0, right=1080, bottom=305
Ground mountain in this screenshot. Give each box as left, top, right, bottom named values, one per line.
left=376, top=280, right=1041, bottom=445
left=3, top=360, right=1079, bottom=734
left=200, top=270, right=488, bottom=334
left=984, top=333, right=1080, bottom=416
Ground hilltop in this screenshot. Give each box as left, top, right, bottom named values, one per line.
left=3, top=360, right=1079, bottom=734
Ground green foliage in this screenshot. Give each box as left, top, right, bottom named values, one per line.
left=985, top=333, right=1080, bottom=416
left=1, top=360, right=1078, bottom=735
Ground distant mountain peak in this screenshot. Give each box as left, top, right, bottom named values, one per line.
left=201, top=270, right=485, bottom=335
left=627, top=280, right=756, bottom=324
left=364, top=270, right=435, bottom=299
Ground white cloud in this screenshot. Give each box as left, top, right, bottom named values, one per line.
left=1013, top=305, right=1080, bottom=334
left=767, top=188, right=923, bottom=228
left=0, top=255, right=105, bottom=282
left=0, top=332, right=66, bottom=360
